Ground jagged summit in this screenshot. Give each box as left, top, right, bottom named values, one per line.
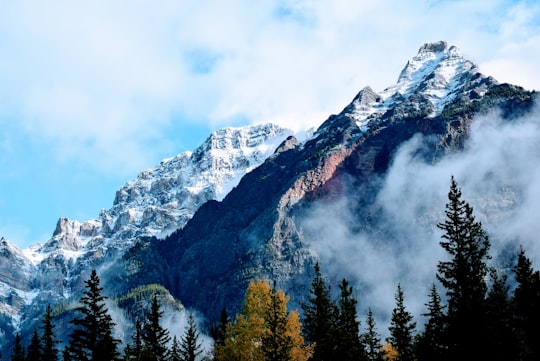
left=343, top=41, right=495, bottom=130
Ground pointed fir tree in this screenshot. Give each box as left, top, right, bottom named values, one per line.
left=141, top=294, right=170, bottom=361
left=126, top=318, right=144, bottom=361
left=512, top=245, right=540, bottom=361
left=262, top=281, right=294, bottom=361
left=387, top=284, right=416, bottom=361
left=41, top=304, right=59, bottom=361
left=26, top=328, right=42, bottom=361
left=484, top=270, right=518, bottom=361
left=170, top=336, right=181, bottom=361
left=66, top=269, right=120, bottom=361
left=180, top=313, right=202, bottom=361
left=10, top=333, right=25, bottom=361
left=301, top=262, right=338, bottom=361
left=414, top=284, right=446, bottom=361
left=361, top=308, right=382, bottom=361
left=436, top=176, right=490, bottom=360
left=335, top=279, right=366, bottom=361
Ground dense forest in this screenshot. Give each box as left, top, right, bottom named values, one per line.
left=3, top=176, right=540, bottom=361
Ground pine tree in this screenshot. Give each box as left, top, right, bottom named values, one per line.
left=414, top=284, right=446, bottom=361
left=361, top=308, right=382, bottom=361
left=335, top=279, right=365, bottom=361
left=301, top=262, right=337, bottom=361
left=11, top=333, right=25, bottom=361
left=170, top=336, right=181, bottom=361
left=141, top=294, right=170, bottom=361
left=436, top=176, right=490, bottom=360
left=180, top=313, right=202, bottom=361
left=262, top=281, right=293, bottom=361
left=387, top=284, right=416, bottom=361
left=512, top=245, right=540, bottom=361
left=125, top=318, right=144, bottom=361
left=211, top=307, right=229, bottom=361
left=484, top=270, right=518, bottom=361
left=41, top=304, right=59, bottom=361
left=67, top=269, right=120, bottom=361
left=26, top=329, right=42, bottom=361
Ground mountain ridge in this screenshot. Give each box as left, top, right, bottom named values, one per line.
left=0, top=41, right=537, bottom=353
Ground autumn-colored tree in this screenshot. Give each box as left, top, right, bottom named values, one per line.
left=215, top=280, right=312, bottom=361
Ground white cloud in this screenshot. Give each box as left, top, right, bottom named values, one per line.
left=0, top=0, right=539, bottom=178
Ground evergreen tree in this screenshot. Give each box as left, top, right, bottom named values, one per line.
left=387, top=284, right=416, bottom=361
left=414, top=284, right=446, bottom=361
left=436, top=176, right=490, bottom=360
left=211, top=307, right=229, bottom=361
left=301, top=262, right=337, bottom=361
left=41, top=304, right=59, bottom=361
left=66, top=269, right=120, bottom=361
left=180, top=313, right=202, bottom=361
left=125, top=318, right=144, bottom=361
left=361, top=308, right=382, bottom=361
left=262, top=281, right=293, bottom=361
left=512, top=245, right=540, bottom=361
left=170, top=336, right=181, bottom=361
left=26, top=329, right=42, bottom=361
left=11, top=333, right=25, bottom=361
left=484, top=270, right=518, bottom=361
left=141, top=294, right=170, bottom=361
left=335, top=279, right=365, bottom=361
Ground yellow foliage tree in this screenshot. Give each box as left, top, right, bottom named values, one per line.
left=215, top=280, right=312, bottom=361
left=381, top=342, right=398, bottom=361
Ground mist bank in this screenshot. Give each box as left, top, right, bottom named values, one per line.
left=301, top=100, right=540, bottom=335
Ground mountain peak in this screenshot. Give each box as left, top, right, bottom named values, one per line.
left=342, top=41, right=491, bottom=129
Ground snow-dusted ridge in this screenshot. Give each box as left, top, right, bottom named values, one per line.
left=345, top=41, right=485, bottom=130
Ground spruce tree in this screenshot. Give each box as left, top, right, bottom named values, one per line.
left=361, top=308, right=382, bottom=361
left=484, top=270, right=518, bottom=361
left=41, top=304, right=59, bottom=361
left=512, top=245, right=540, bottom=361
left=10, top=333, right=25, bottom=361
left=170, top=336, right=181, bottom=361
left=262, top=281, right=293, bottom=361
left=125, top=318, right=144, bottom=361
left=436, top=176, right=490, bottom=360
left=67, top=269, right=120, bottom=361
left=180, top=313, right=202, bottom=361
left=301, top=262, right=337, bottom=361
left=414, top=284, right=445, bottom=361
left=335, top=279, right=365, bottom=361
left=26, top=329, right=42, bottom=361
left=387, top=284, right=416, bottom=361
left=141, top=294, right=170, bottom=361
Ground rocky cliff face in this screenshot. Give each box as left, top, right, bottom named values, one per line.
left=0, top=41, right=537, bottom=354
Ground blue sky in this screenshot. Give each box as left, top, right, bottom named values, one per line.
left=1, top=0, right=539, bottom=249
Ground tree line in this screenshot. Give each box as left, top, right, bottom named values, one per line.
left=4, top=176, right=540, bottom=361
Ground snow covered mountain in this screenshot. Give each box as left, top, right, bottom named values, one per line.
left=0, top=123, right=299, bottom=348
left=0, top=41, right=537, bottom=354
